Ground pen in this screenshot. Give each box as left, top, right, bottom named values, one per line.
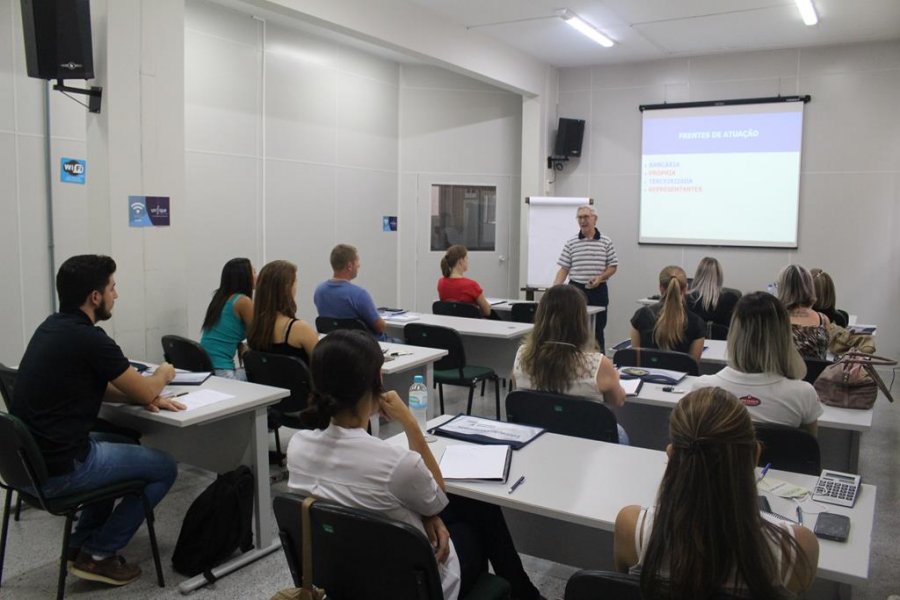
left=756, top=462, right=772, bottom=483
left=508, top=475, right=525, bottom=495
left=165, top=392, right=189, bottom=399
left=795, top=506, right=803, bottom=525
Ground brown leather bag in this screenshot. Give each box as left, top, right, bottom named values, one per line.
left=813, top=350, right=896, bottom=409
left=271, top=497, right=327, bottom=600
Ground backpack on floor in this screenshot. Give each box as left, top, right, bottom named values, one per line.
left=172, top=465, right=255, bottom=580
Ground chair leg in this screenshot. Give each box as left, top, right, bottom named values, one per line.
left=274, top=427, right=282, bottom=457
left=480, top=379, right=486, bottom=396
left=142, top=494, right=165, bottom=587
left=494, top=377, right=501, bottom=420
left=466, top=385, right=475, bottom=415
left=58, top=514, right=75, bottom=600
left=438, top=384, right=445, bottom=414
left=14, top=494, right=21, bottom=522
left=1, top=488, right=13, bottom=587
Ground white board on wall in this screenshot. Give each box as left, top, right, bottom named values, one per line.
left=525, top=196, right=591, bottom=288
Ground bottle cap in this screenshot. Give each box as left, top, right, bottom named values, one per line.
left=413, top=375, right=424, bottom=384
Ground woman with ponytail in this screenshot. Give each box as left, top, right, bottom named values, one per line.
left=513, top=285, right=628, bottom=441
left=614, top=387, right=819, bottom=598
left=630, top=266, right=706, bottom=360
left=287, top=330, right=544, bottom=600
left=437, top=245, right=493, bottom=317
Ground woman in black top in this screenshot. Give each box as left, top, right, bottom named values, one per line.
left=246, top=260, right=317, bottom=364
left=686, top=256, right=740, bottom=328
left=630, top=266, right=706, bottom=360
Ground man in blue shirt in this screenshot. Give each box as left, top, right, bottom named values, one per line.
left=314, top=244, right=386, bottom=339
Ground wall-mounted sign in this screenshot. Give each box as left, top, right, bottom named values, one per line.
left=129, top=195, right=171, bottom=228
left=383, top=216, right=397, bottom=232
left=60, top=157, right=86, bottom=184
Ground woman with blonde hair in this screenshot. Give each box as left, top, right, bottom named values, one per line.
left=687, top=256, right=740, bottom=328
left=246, top=260, right=317, bottom=363
left=513, top=285, right=628, bottom=441
left=630, top=266, right=705, bottom=361
left=614, top=387, right=819, bottom=599
left=776, top=264, right=830, bottom=359
left=811, top=268, right=848, bottom=328
left=693, top=292, right=821, bottom=434
left=437, top=245, right=492, bottom=317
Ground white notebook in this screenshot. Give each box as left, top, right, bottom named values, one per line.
left=439, top=444, right=512, bottom=482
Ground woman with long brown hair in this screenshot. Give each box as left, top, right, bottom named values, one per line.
left=777, top=264, right=830, bottom=360
left=246, top=260, right=317, bottom=362
left=630, top=265, right=705, bottom=360
left=614, top=387, right=819, bottom=598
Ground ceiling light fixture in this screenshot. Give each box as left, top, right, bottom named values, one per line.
left=794, top=0, right=818, bottom=26
left=556, top=9, right=614, bottom=48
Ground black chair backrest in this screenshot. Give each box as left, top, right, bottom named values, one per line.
left=506, top=390, right=619, bottom=443
left=510, top=302, right=538, bottom=323
left=565, top=570, right=642, bottom=600
left=432, top=300, right=481, bottom=319
left=404, top=323, right=466, bottom=374
left=612, top=348, right=700, bottom=376
left=273, top=493, right=444, bottom=599
left=315, top=316, right=369, bottom=334
left=722, top=286, right=742, bottom=300
left=0, top=362, right=17, bottom=410
left=161, top=335, right=214, bottom=372
left=0, top=411, right=49, bottom=491
left=802, top=357, right=832, bottom=384
left=754, top=423, right=821, bottom=476
left=244, top=351, right=311, bottom=414
left=707, top=322, right=729, bottom=340
left=835, top=309, right=850, bottom=328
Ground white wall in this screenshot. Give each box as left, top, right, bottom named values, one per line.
left=554, top=41, right=900, bottom=357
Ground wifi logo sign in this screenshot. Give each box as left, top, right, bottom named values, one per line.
left=60, top=157, right=86, bottom=184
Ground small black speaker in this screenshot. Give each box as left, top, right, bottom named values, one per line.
left=554, top=118, right=585, bottom=158
left=20, top=0, right=94, bottom=80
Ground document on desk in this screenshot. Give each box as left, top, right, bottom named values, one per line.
left=439, top=444, right=512, bottom=482
left=485, top=297, right=506, bottom=306
left=431, top=415, right=544, bottom=449
left=620, top=378, right=643, bottom=396
left=166, top=389, right=234, bottom=411
left=171, top=371, right=212, bottom=385
left=384, top=313, right=420, bottom=323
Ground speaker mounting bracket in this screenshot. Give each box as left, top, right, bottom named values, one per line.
left=53, top=80, right=103, bottom=113
left=547, top=155, right=569, bottom=171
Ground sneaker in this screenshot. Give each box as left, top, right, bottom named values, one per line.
left=69, top=551, right=141, bottom=586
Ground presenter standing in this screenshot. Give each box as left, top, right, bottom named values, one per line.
left=553, top=205, right=618, bottom=351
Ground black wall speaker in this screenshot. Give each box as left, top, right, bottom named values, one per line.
left=20, top=0, right=94, bottom=80
left=554, top=118, right=585, bottom=157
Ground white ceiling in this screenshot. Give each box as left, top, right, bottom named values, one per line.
left=406, top=0, right=900, bottom=67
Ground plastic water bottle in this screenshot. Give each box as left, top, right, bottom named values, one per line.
left=409, top=375, right=436, bottom=442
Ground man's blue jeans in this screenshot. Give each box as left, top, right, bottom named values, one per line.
left=40, top=439, right=177, bottom=556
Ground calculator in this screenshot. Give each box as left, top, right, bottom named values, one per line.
left=812, top=469, right=861, bottom=507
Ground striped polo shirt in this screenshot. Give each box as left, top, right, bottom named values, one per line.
left=557, top=228, right=618, bottom=284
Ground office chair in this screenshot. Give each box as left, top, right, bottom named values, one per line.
left=509, top=302, right=538, bottom=324
left=564, top=569, right=745, bottom=600
left=707, top=322, right=729, bottom=340
left=161, top=335, right=214, bottom=372
left=506, top=390, right=619, bottom=443
left=802, top=357, right=832, bottom=384
left=613, top=348, right=700, bottom=376
left=273, top=493, right=510, bottom=599
left=433, top=300, right=482, bottom=319
left=754, top=423, right=821, bottom=476
left=244, top=351, right=312, bottom=464
left=404, top=323, right=501, bottom=418
left=314, top=317, right=370, bottom=334
left=0, top=413, right=164, bottom=599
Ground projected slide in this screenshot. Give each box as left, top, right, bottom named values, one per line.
left=639, top=102, right=804, bottom=248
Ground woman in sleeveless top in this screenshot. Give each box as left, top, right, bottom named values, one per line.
left=776, top=264, right=830, bottom=359
left=246, top=260, right=317, bottom=364
left=614, top=388, right=818, bottom=599
left=513, top=285, right=628, bottom=442
left=200, top=258, right=255, bottom=379
left=437, top=245, right=494, bottom=318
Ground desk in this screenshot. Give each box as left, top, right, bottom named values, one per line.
left=490, top=299, right=605, bottom=332
left=384, top=313, right=531, bottom=382
left=614, top=377, right=873, bottom=473
left=101, top=376, right=289, bottom=593
left=397, top=416, right=875, bottom=593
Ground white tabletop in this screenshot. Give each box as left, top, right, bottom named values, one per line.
left=104, top=375, right=288, bottom=428
left=380, top=341, right=447, bottom=375
left=489, top=299, right=605, bottom=315
left=384, top=313, right=533, bottom=339
left=633, top=377, right=874, bottom=432
left=396, top=415, right=874, bottom=586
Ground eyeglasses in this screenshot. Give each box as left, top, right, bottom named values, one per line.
left=576, top=215, right=592, bottom=220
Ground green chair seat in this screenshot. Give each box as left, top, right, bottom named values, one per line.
left=465, top=571, right=511, bottom=599
left=434, top=365, right=496, bottom=384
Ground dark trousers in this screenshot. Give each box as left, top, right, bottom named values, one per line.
left=569, top=281, right=609, bottom=352
left=442, top=494, right=540, bottom=600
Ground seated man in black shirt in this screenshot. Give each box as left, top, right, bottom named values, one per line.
left=11, top=255, right=185, bottom=586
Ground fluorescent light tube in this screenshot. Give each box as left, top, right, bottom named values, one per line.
left=794, top=0, right=818, bottom=25
left=558, top=9, right=614, bottom=47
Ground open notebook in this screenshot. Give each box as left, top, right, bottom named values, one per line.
left=439, top=444, right=512, bottom=482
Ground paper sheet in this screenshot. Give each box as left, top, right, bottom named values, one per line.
left=620, top=378, right=642, bottom=396
left=167, top=389, right=234, bottom=411
left=439, top=444, right=510, bottom=480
